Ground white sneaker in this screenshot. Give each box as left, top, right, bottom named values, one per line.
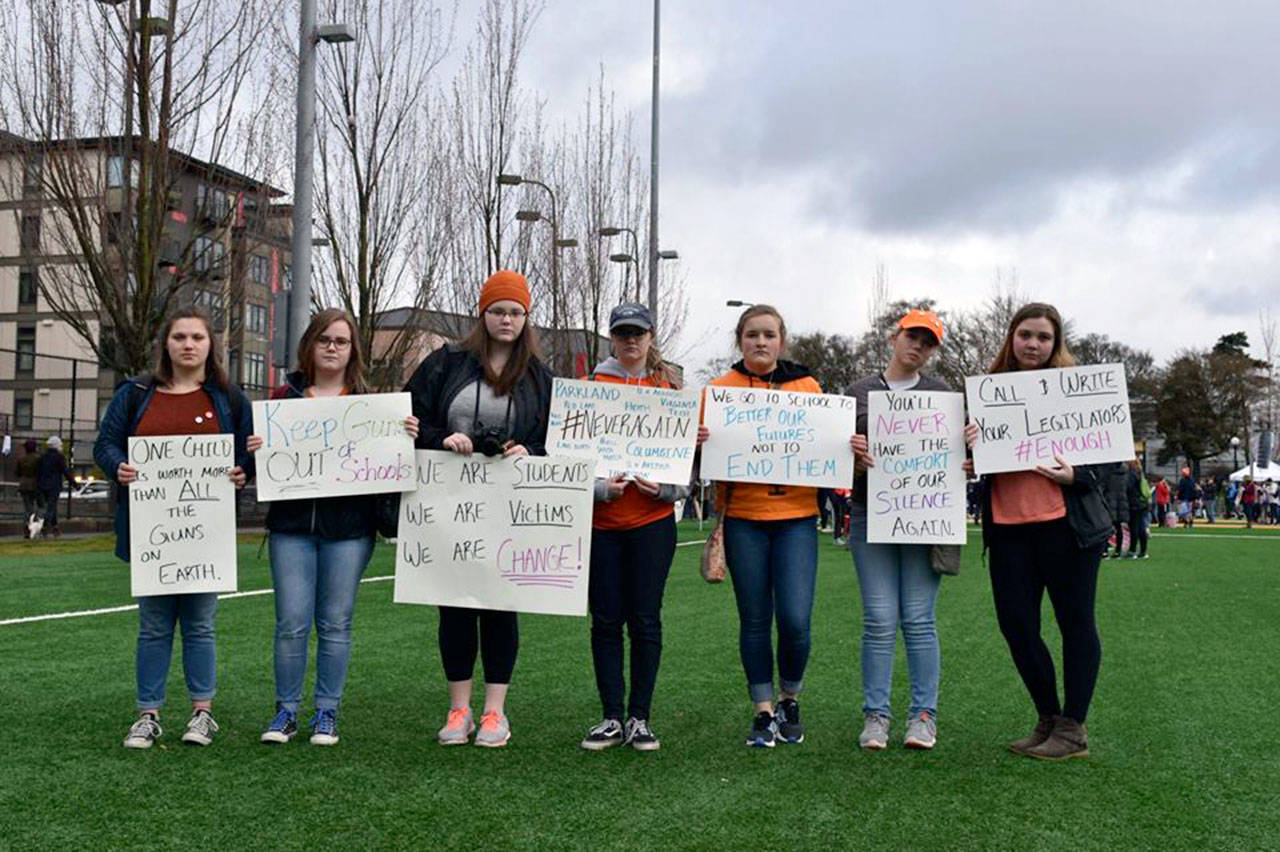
left=123, top=713, right=162, bottom=749
left=859, top=713, right=890, bottom=750
left=181, top=709, right=220, bottom=746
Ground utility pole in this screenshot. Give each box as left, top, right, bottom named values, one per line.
left=647, top=0, right=661, bottom=325
left=287, top=0, right=318, bottom=369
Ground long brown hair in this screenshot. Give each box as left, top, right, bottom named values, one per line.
left=153, top=306, right=229, bottom=389
left=296, top=308, right=368, bottom=394
left=988, top=302, right=1076, bottom=373
left=734, top=304, right=788, bottom=356
left=459, top=312, right=543, bottom=396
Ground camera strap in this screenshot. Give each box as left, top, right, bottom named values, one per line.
left=471, top=379, right=513, bottom=434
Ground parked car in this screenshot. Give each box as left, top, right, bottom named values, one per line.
left=60, top=480, right=111, bottom=501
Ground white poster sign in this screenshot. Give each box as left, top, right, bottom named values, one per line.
left=128, top=434, right=237, bottom=597
left=700, top=386, right=856, bottom=489
left=866, top=391, right=967, bottom=544
left=546, top=378, right=700, bottom=485
left=252, top=393, right=416, bottom=501
left=393, top=450, right=596, bottom=617
left=965, top=363, right=1134, bottom=476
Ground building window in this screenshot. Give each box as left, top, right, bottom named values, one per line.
left=15, top=397, right=34, bottom=429
left=196, top=184, right=232, bottom=223
left=17, top=326, right=36, bottom=373
left=193, top=236, right=226, bottom=276
left=248, top=254, right=268, bottom=284
left=19, top=269, right=38, bottom=305
left=246, top=303, right=268, bottom=336
left=23, top=152, right=43, bottom=191
left=20, top=215, right=41, bottom=252
left=228, top=348, right=240, bottom=382
left=107, top=155, right=124, bottom=188
left=245, top=353, right=267, bottom=389
left=282, top=264, right=292, bottom=289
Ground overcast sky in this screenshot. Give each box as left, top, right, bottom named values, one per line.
left=510, top=1, right=1280, bottom=371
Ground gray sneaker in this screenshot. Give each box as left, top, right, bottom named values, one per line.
left=437, top=707, right=475, bottom=745
left=903, top=711, right=936, bottom=750
left=123, top=713, right=162, bottom=749
left=859, top=713, right=890, bottom=750
left=474, top=710, right=511, bottom=748
left=180, top=709, right=220, bottom=746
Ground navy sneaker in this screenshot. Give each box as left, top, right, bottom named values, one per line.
left=310, top=709, right=339, bottom=746
left=747, top=710, right=776, bottom=748
left=775, top=698, right=804, bottom=744
left=260, top=706, right=298, bottom=744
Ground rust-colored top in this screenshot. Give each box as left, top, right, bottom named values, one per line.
left=134, top=388, right=221, bottom=436
left=991, top=470, right=1066, bottom=524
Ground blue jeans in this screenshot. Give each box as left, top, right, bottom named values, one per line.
left=136, top=593, right=219, bottom=709
left=723, top=516, right=818, bottom=703
left=848, top=510, right=941, bottom=718
left=269, top=533, right=374, bottom=712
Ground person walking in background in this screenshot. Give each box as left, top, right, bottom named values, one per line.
left=846, top=309, right=952, bottom=751
left=36, top=435, right=76, bottom=537
left=1175, top=468, right=1196, bottom=529
left=1154, top=476, right=1170, bottom=527
left=1224, top=479, right=1238, bottom=519
left=249, top=308, right=418, bottom=747
left=1126, top=460, right=1150, bottom=559
left=94, top=307, right=253, bottom=749
left=1103, top=462, right=1130, bottom=559
left=965, top=303, right=1110, bottom=761
left=697, top=304, right=823, bottom=748
left=405, top=270, right=552, bottom=749
left=1201, top=477, right=1218, bottom=523
left=579, top=303, right=688, bottom=753
left=16, top=438, right=42, bottom=537
left=1241, top=476, right=1258, bottom=528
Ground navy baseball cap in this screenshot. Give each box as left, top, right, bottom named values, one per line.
left=609, top=302, right=653, bottom=332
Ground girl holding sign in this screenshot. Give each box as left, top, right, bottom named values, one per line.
left=846, top=309, right=951, bottom=751
left=697, top=304, right=822, bottom=748
left=405, top=270, right=553, bottom=748
left=579, top=303, right=689, bottom=753
left=965, top=303, right=1111, bottom=761
left=94, top=307, right=254, bottom=749
left=248, top=308, right=419, bottom=747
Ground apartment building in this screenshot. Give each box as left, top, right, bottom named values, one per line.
left=0, top=133, right=290, bottom=470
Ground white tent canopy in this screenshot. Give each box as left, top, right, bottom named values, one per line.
left=1228, top=462, right=1280, bottom=482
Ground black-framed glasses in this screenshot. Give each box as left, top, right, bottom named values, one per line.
left=316, top=335, right=351, bottom=350
left=485, top=308, right=528, bottom=320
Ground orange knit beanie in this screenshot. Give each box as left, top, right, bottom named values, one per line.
left=478, top=270, right=531, bottom=314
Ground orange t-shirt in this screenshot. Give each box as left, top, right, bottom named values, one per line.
left=586, top=371, right=679, bottom=531
left=707, top=368, right=823, bottom=522
left=990, top=470, right=1067, bottom=524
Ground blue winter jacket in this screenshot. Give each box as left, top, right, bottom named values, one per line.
left=93, top=374, right=255, bottom=562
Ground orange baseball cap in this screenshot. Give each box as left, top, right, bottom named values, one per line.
left=898, top=309, right=944, bottom=343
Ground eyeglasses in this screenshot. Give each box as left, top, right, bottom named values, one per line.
left=612, top=326, right=649, bottom=339
left=316, top=335, right=351, bottom=350
left=485, top=308, right=528, bottom=320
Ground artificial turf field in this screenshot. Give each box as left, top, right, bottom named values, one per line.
left=1, top=523, right=1276, bottom=850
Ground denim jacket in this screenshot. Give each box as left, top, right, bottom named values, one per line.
left=93, top=374, right=255, bottom=562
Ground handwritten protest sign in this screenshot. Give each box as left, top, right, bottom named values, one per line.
left=547, top=378, right=700, bottom=485
left=700, top=386, right=856, bottom=489
left=393, top=450, right=596, bottom=617
left=252, top=393, right=415, bottom=501
left=128, top=435, right=237, bottom=597
left=965, top=363, right=1133, bottom=475
left=866, top=391, right=967, bottom=544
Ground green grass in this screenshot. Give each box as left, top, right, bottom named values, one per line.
left=1, top=522, right=1277, bottom=850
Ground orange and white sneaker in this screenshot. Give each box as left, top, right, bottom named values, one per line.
left=437, top=707, right=475, bottom=745
left=474, top=710, right=511, bottom=748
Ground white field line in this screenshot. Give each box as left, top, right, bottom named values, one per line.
left=1, top=539, right=711, bottom=628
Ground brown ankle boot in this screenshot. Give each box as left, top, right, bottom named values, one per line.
left=1025, top=716, right=1088, bottom=761
left=1008, top=715, right=1055, bottom=754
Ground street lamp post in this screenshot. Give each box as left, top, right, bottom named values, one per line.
left=726, top=299, right=754, bottom=308
left=1231, top=435, right=1241, bottom=470
left=648, top=0, right=661, bottom=324
left=599, top=226, right=641, bottom=299
left=499, top=174, right=575, bottom=367
left=287, top=3, right=354, bottom=371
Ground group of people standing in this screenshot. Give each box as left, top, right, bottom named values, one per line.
left=94, top=273, right=1106, bottom=763
left=14, top=435, right=76, bottom=537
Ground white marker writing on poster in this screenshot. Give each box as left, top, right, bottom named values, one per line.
left=393, top=450, right=596, bottom=617
left=128, top=434, right=237, bottom=596
left=866, top=391, right=967, bottom=544
left=964, top=363, right=1133, bottom=475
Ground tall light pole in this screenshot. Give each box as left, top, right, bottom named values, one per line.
left=600, top=226, right=641, bottom=299
left=647, top=0, right=661, bottom=324
left=498, top=173, right=571, bottom=361
left=287, top=4, right=353, bottom=369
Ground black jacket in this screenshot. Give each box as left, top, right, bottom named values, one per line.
left=263, top=372, right=379, bottom=540
left=1102, top=462, right=1130, bottom=522
left=979, top=462, right=1113, bottom=551
left=1126, top=467, right=1148, bottom=512
left=36, top=448, right=75, bottom=493
left=404, top=344, right=552, bottom=456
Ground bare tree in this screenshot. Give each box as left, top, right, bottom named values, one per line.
left=1260, top=309, right=1277, bottom=431
left=0, top=0, right=281, bottom=375
left=308, top=0, right=452, bottom=386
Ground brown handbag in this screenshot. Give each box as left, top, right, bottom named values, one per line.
left=700, top=483, right=733, bottom=583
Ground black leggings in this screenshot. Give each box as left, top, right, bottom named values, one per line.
left=438, top=607, right=518, bottom=684
left=1127, top=509, right=1148, bottom=556
left=589, top=515, right=677, bottom=721
left=988, top=518, right=1102, bottom=723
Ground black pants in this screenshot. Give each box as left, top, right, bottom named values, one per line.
left=1111, top=520, right=1125, bottom=554
left=1127, top=509, right=1148, bottom=556
left=988, top=518, right=1102, bottom=723
left=438, top=607, right=518, bottom=684
left=589, top=515, right=677, bottom=721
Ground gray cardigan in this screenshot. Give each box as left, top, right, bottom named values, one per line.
left=844, top=372, right=954, bottom=506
